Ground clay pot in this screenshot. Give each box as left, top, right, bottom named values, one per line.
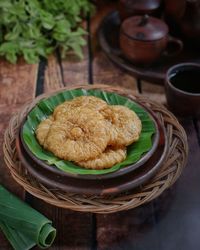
left=120, top=15, right=183, bottom=64
left=119, top=0, right=161, bottom=20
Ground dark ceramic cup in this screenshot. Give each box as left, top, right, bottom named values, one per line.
left=165, top=63, right=200, bottom=117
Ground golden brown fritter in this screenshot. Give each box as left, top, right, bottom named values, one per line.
left=53, top=102, right=70, bottom=120
left=41, top=107, right=110, bottom=162
left=101, top=105, right=142, bottom=146
left=36, top=116, right=53, bottom=145
left=70, top=96, right=108, bottom=110
left=76, top=147, right=127, bottom=169
left=36, top=95, right=142, bottom=170
left=53, top=96, right=107, bottom=120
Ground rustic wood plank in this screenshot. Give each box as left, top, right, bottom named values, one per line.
left=29, top=198, right=94, bottom=250
left=0, top=59, right=38, bottom=249
left=90, top=6, right=199, bottom=250
left=151, top=119, right=200, bottom=250
left=27, top=47, right=94, bottom=249
left=96, top=204, right=160, bottom=250
left=0, top=235, right=11, bottom=250
left=93, top=51, right=138, bottom=92
left=90, top=1, right=117, bottom=44
left=95, top=119, right=200, bottom=250
left=60, top=20, right=89, bottom=86
left=44, top=54, right=64, bottom=92
left=91, top=1, right=138, bottom=92
left=61, top=47, right=89, bottom=86
left=0, top=106, right=23, bottom=195
left=0, top=59, right=38, bottom=194
left=141, top=81, right=166, bottom=105
left=0, top=59, right=38, bottom=106
left=90, top=5, right=160, bottom=250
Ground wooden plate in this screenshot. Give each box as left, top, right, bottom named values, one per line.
left=16, top=116, right=167, bottom=196
left=19, top=99, right=159, bottom=180
left=98, top=11, right=200, bottom=85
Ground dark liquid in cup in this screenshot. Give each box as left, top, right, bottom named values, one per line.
left=170, top=69, right=200, bottom=94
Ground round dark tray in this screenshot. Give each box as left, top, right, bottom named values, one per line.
left=19, top=99, right=159, bottom=181
left=16, top=116, right=167, bottom=196
left=98, top=11, right=200, bottom=85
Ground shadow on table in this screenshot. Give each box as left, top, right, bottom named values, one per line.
left=96, top=187, right=175, bottom=250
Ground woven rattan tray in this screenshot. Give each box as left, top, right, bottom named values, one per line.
left=3, top=85, right=188, bottom=214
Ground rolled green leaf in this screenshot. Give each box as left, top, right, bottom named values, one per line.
left=0, top=185, right=56, bottom=249
left=0, top=221, right=35, bottom=250
left=23, top=89, right=156, bottom=175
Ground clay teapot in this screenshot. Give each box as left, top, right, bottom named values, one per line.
left=120, top=15, right=183, bottom=64
left=118, top=0, right=161, bottom=20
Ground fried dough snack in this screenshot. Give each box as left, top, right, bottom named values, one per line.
left=36, top=116, right=53, bottom=145
left=101, top=105, right=142, bottom=147
left=54, top=96, right=107, bottom=120
left=36, top=95, right=142, bottom=170
left=39, top=107, right=110, bottom=162
left=77, top=147, right=127, bottom=169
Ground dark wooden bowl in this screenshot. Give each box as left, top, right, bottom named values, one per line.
left=16, top=117, right=167, bottom=196
left=19, top=99, right=160, bottom=181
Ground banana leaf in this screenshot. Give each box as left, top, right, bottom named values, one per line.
left=23, top=89, right=156, bottom=175
left=0, top=185, right=56, bottom=250
left=0, top=221, right=35, bottom=250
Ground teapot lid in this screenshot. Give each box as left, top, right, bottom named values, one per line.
left=121, top=15, right=168, bottom=41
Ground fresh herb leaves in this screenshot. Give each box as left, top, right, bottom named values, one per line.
left=0, top=0, right=93, bottom=64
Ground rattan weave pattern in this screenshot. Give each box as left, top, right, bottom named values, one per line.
left=3, top=85, right=188, bottom=214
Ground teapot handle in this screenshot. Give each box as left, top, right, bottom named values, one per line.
left=163, top=36, right=183, bottom=57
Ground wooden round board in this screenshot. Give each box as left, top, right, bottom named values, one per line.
left=98, top=11, right=200, bottom=85
left=19, top=98, right=160, bottom=181
left=16, top=119, right=167, bottom=196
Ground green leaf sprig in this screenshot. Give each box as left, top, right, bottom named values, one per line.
left=0, top=0, right=93, bottom=63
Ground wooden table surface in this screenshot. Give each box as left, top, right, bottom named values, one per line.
left=0, top=3, right=200, bottom=250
